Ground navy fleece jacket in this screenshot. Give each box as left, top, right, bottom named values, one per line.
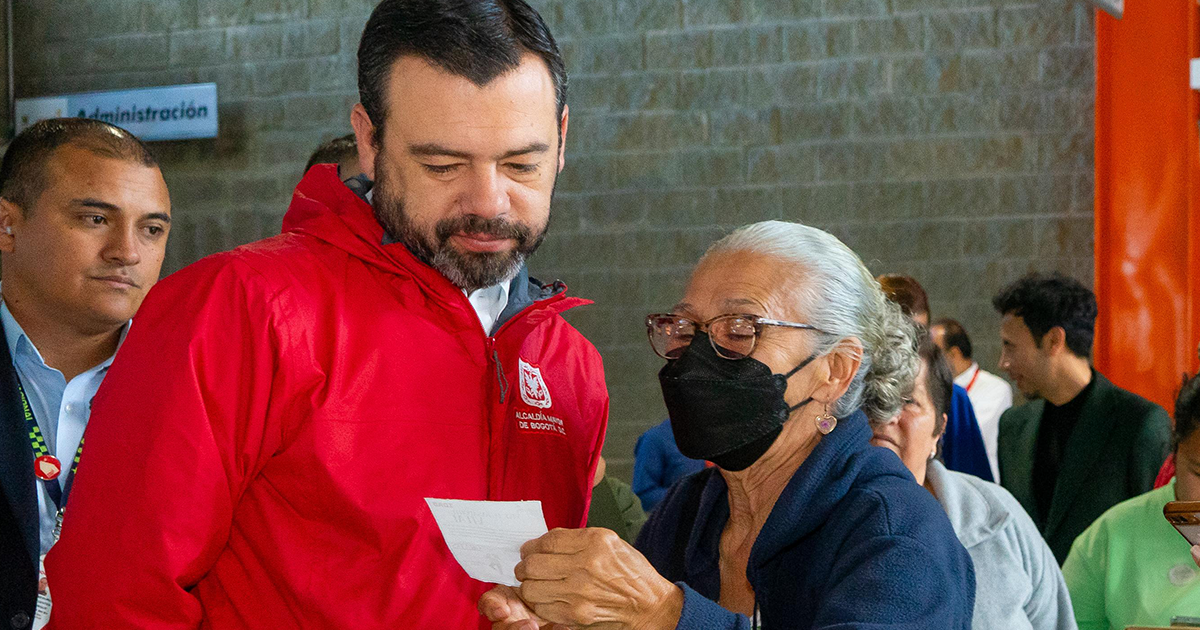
left=634, top=410, right=976, bottom=629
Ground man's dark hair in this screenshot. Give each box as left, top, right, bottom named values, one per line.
left=1175, top=355, right=1200, bottom=451
left=304, top=133, right=358, bottom=177
left=918, top=331, right=954, bottom=437
left=933, top=317, right=972, bottom=360
left=0, top=118, right=157, bottom=213
left=992, top=272, right=1097, bottom=359
left=357, top=0, right=567, bottom=144
left=878, top=274, right=930, bottom=320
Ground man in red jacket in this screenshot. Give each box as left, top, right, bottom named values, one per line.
left=44, top=1, right=608, bottom=628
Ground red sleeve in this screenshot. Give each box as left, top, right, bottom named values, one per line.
left=45, top=255, right=284, bottom=629
left=573, top=333, right=609, bottom=529
left=1154, top=452, right=1176, bottom=489
left=582, top=393, right=610, bottom=528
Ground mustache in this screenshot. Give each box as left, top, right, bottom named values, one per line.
left=434, top=214, right=532, bottom=246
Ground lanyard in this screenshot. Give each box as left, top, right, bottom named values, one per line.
left=964, top=366, right=981, bottom=393
left=16, top=378, right=83, bottom=514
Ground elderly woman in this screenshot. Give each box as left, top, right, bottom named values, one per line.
left=480, top=221, right=975, bottom=629
left=870, top=334, right=1076, bottom=630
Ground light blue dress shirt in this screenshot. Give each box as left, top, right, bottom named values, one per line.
left=0, top=300, right=126, bottom=556
left=466, top=279, right=511, bottom=335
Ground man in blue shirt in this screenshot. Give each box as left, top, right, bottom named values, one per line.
left=0, top=118, right=171, bottom=629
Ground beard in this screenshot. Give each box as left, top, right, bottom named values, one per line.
left=371, top=152, right=551, bottom=292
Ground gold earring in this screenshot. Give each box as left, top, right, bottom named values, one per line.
left=815, top=406, right=837, bottom=435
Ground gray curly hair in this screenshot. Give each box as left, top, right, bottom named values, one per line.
left=702, top=220, right=919, bottom=422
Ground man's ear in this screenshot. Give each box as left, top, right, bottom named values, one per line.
left=350, top=104, right=380, bottom=181
left=557, top=104, right=569, bottom=174
left=1043, top=326, right=1068, bottom=356
left=0, top=198, right=22, bottom=254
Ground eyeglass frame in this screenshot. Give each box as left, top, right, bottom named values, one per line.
left=645, top=312, right=826, bottom=360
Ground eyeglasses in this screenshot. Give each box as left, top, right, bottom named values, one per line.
left=645, top=313, right=824, bottom=360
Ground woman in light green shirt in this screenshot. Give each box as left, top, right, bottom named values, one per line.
left=1062, top=371, right=1200, bottom=630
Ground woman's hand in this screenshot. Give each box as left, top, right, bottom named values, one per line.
left=513, top=527, right=683, bottom=630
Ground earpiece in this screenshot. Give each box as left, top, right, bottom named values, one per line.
left=3, top=227, right=10, bottom=235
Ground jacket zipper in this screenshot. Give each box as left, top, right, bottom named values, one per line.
left=487, top=337, right=509, bottom=404
left=484, top=290, right=569, bottom=405
left=483, top=289, right=574, bottom=497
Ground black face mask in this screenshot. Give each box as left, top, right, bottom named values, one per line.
left=659, top=332, right=818, bottom=471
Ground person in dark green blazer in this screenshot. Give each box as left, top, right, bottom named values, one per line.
left=993, top=273, right=1171, bottom=564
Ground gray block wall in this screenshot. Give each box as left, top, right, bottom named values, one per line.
left=14, top=0, right=1095, bottom=480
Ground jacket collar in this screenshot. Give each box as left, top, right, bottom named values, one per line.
left=680, top=411, right=877, bottom=591
left=925, top=459, right=1009, bottom=549
left=1002, top=398, right=1045, bottom=517
left=0, top=321, right=39, bottom=566
left=285, top=165, right=460, bottom=305
left=494, top=266, right=566, bottom=334
left=748, top=411, right=874, bottom=568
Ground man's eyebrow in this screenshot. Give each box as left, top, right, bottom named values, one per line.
left=498, top=142, right=550, bottom=160
left=408, top=143, right=473, bottom=159
left=407, top=142, right=551, bottom=161
left=144, top=212, right=172, bottom=224
left=72, top=198, right=120, bottom=212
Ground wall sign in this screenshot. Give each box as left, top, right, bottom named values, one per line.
left=15, top=83, right=219, bottom=141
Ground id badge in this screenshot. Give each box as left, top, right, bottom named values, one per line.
left=34, top=554, right=50, bottom=630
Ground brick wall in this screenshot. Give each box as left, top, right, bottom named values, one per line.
left=14, top=0, right=1095, bottom=480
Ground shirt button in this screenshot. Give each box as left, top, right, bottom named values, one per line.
left=64, top=403, right=74, bottom=413
left=10, top=611, right=30, bottom=628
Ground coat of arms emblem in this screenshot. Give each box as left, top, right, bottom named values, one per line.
left=518, top=359, right=552, bottom=409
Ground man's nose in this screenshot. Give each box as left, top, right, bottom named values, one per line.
left=103, top=225, right=142, bottom=266
left=463, top=167, right=509, bottom=219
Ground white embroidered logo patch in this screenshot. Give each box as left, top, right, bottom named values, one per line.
left=518, top=359, right=553, bottom=409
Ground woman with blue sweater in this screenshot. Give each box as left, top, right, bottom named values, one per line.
left=480, top=221, right=975, bottom=629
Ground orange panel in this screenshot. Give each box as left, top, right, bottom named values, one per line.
left=1094, top=1, right=1200, bottom=411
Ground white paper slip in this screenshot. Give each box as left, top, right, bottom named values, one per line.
left=425, top=498, right=549, bottom=587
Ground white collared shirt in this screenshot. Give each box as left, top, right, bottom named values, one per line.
left=466, top=280, right=512, bottom=335
left=0, top=296, right=128, bottom=555
left=954, top=362, right=1014, bottom=484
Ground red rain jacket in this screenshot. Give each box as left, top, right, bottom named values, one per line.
left=45, top=165, right=609, bottom=629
